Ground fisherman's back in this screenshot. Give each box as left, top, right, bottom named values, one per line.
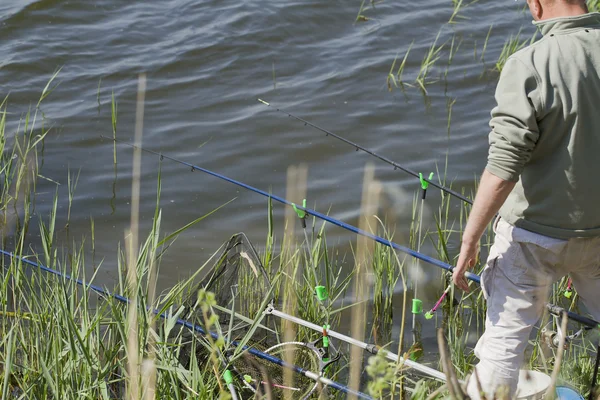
left=487, top=13, right=600, bottom=238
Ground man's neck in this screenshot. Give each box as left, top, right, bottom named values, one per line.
left=540, top=3, right=588, bottom=20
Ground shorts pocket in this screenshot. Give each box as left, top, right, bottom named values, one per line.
left=492, top=215, right=501, bottom=234
left=481, top=256, right=498, bottom=300
left=502, top=242, right=554, bottom=287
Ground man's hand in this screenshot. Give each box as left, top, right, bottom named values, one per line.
left=453, top=242, right=479, bottom=292
left=452, top=169, right=515, bottom=292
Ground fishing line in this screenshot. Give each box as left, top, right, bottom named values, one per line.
left=257, top=99, right=473, bottom=205
left=412, top=173, right=433, bottom=347
left=0, top=249, right=373, bottom=400
left=293, top=203, right=332, bottom=328
left=104, top=136, right=599, bottom=330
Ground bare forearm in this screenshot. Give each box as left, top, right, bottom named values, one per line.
left=463, top=169, right=516, bottom=246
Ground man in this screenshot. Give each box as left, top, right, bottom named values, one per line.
left=451, top=0, right=600, bottom=397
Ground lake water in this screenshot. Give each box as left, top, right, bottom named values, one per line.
left=0, top=0, right=537, bottom=347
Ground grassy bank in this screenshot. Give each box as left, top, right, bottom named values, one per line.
left=1, top=76, right=598, bottom=400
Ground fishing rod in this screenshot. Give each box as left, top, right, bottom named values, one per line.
left=106, top=136, right=600, bottom=331
left=105, top=136, right=479, bottom=283
left=265, top=304, right=447, bottom=382
left=257, top=99, right=473, bottom=206
left=0, top=249, right=374, bottom=400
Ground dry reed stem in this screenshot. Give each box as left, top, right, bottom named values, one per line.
left=393, top=250, right=408, bottom=361
left=437, top=328, right=465, bottom=400
left=141, top=359, right=157, bottom=400
left=282, top=164, right=308, bottom=399
left=348, top=163, right=381, bottom=399
left=143, top=252, right=158, bottom=399
left=126, top=73, right=146, bottom=400
left=143, top=151, right=158, bottom=399
left=284, top=164, right=299, bottom=243
left=437, top=328, right=456, bottom=399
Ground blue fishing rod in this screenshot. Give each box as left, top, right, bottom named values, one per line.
left=0, top=249, right=373, bottom=400
left=106, top=136, right=600, bottom=331
left=103, top=136, right=478, bottom=282
left=257, top=99, right=474, bottom=206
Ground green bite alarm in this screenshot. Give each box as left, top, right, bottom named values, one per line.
left=223, top=370, right=234, bottom=385
left=412, top=298, right=423, bottom=315
left=315, top=285, right=328, bottom=301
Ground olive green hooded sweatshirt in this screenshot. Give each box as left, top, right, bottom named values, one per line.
left=487, top=13, right=600, bottom=239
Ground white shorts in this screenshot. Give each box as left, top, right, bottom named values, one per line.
left=467, top=217, right=600, bottom=399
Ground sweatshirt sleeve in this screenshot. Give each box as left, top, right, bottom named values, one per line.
left=486, top=57, right=542, bottom=182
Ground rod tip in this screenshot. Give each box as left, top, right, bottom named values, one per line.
left=257, top=99, right=269, bottom=106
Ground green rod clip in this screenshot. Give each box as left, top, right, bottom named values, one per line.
left=292, top=199, right=307, bottom=228
left=419, top=172, right=434, bottom=200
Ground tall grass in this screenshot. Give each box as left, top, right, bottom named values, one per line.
left=448, top=0, right=480, bottom=24
left=1, top=80, right=598, bottom=400
left=386, top=42, right=413, bottom=91
left=354, top=0, right=382, bottom=23
left=495, top=28, right=538, bottom=72
left=0, top=211, right=234, bottom=399
left=416, top=30, right=445, bottom=94
left=0, top=89, right=253, bottom=400
left=386, top=31, right=445, bottom=95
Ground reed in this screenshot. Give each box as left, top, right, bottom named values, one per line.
left=370, top=231, right=403, bottom=346
left=66, top=168, right=80, bottom=229
left=495, top=29, right=524, bottom=71
left=480, top=25, right=493, bottom=63
left=348, top=164, right=380, bottom=398
left=417, top=31, right=445, bottom=94
left=2, top=78, right=598, bottom=400
left=0, top=89, right=232, bottom=399
left=282, top=164, right=306, bottom=399
left=448, top=0, right=466, bottom=24
left=354, top=0, right=383, bottom=23
left=111, top=90, right=118, bottom=165
left=386, top=42, right=413, bottom=91
left=444, top=34, right=462, bottom=83
left=415, top=30, right=445, bottom=94
left=448, top=0, right=480, bottom=24
left=97, top=78, right=102, bottom=108
left=495, top=28, right=538, bottom=72
left=355, top=0, right=370, bottom=23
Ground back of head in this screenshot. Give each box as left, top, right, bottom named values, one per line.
left=527, top=0, right=588, bottom=21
